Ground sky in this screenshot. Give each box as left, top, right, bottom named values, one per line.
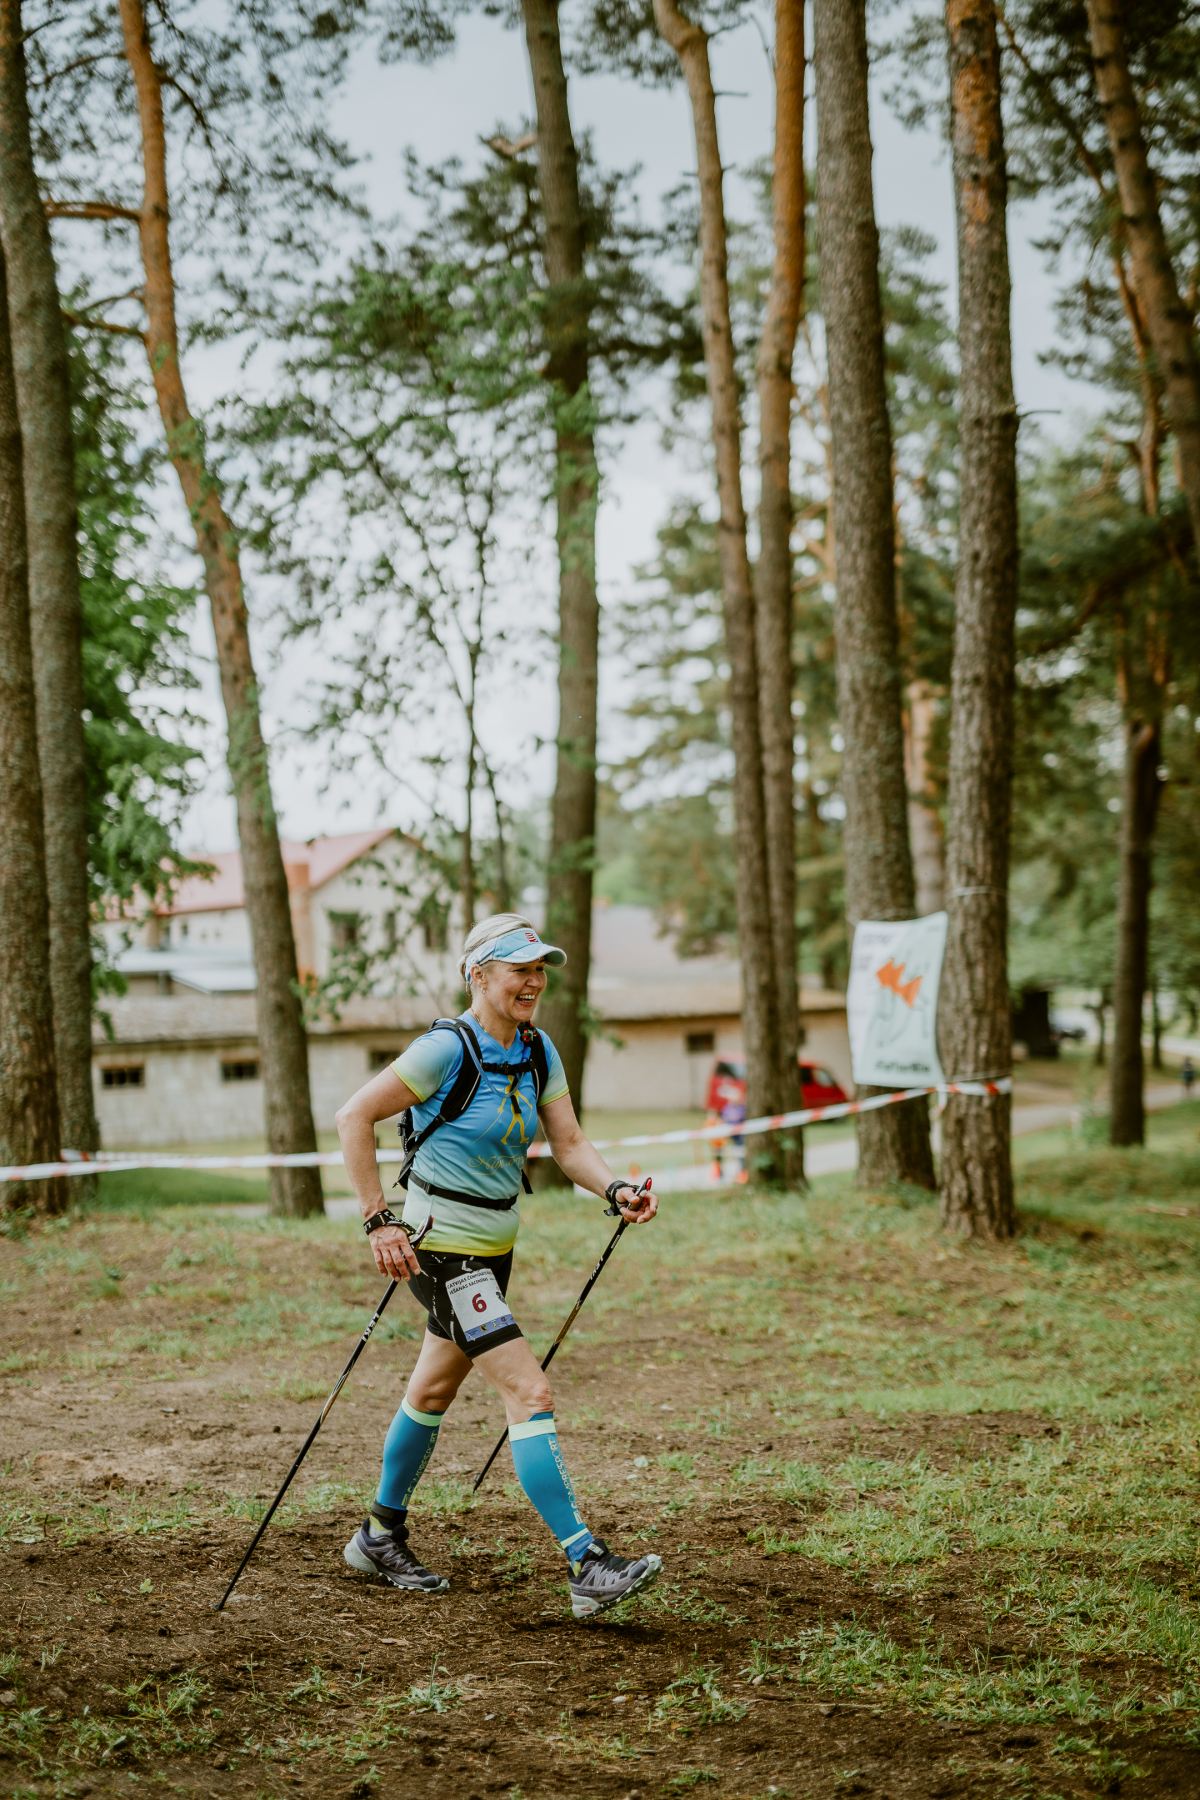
left=156, top=3, right=1098, bottom=855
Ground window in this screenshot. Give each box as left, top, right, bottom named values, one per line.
left=102, top=1065, right=144, bottom=1089
left=368, top=1048, right=398, bottom=1072
left=328, top=911, right=361, bottom=952
left=685, top=1031, right=715, bottom=1055
left=221, top=1060, right=260, bottom=1083
left=416, top=893, right=449, bottom=952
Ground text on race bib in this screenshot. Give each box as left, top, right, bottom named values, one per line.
left=445, top=1268, right=516, bottom=1344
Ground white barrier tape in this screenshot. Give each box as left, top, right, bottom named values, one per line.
left=0, top=1078, right=1012, bottom=1184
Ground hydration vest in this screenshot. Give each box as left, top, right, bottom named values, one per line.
left=396, top=1017, right=549, bottom=1193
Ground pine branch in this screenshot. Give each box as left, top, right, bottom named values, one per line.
left=45, top=199, right=140, bottom=222
left=61, top=309, right=142, bottom=338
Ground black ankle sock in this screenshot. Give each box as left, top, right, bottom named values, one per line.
left=369, top=1501, right=406, bottom=1533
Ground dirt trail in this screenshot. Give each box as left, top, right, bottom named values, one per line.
left=2, top=1194, right=1198, bottom=1797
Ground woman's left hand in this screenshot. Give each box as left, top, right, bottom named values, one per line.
left=616, top=1184, right=657, bottom=1224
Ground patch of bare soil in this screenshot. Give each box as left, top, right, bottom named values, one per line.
left=3, top=1501, right=1199, bottom=1800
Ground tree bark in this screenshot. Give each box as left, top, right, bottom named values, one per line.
left=654, top=0, right=784, bottom=1174
left=0, top=0, right=99, bottom=1171
left=754, top=0, right=805, bottom=1184
left=812, top=0, right=934, bottom=1191
left=939, top=0, right=1017, bottom=1241
left=904, top=680, right=947, bottom=916
left=0, top=239, right=66, bottom=1216
left=1085, top=0, right=1200, bottom=560
left=118, top=0, right=321, bottom=1218
left=1092, top=990, right=1109, bottom=1067
left=520, top=0, right=599, bottom=1169
left=1109, top=714, right=1160, bottom=1144
left=1109, top=586, right=1168, bottom=1148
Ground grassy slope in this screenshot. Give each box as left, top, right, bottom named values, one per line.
left=1, top=1105, right=1198, bottom=1770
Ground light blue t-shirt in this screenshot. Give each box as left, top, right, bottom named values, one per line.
left=391, top=1012, right=569, bottom=1255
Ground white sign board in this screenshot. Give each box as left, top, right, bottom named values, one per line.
left=847, top=912, right=948, bottom=1088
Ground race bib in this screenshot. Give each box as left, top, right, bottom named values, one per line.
left=445, top=1268, right=516, bottom=1345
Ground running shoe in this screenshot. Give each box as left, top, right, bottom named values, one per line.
left=343, top=1519, right=449, bottom=1593
left=568, top=1538, right=663, bottom=1619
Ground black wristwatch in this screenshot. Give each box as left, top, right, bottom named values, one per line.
left=605, top=1179, right=638, bottom=1216
left=363, top=1207, right=401, bottom=1237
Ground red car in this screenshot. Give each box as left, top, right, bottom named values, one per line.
left=705, top=1059, right=848, bottom=1115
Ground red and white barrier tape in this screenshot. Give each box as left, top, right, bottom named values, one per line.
left=0, top=1078, right=1012, bottom=1184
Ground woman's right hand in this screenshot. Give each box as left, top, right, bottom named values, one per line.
left=371, top=1224, right=421, bottom=1281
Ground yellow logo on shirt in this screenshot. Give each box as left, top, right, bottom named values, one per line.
left=497, top=1071, right=532, bottom=1148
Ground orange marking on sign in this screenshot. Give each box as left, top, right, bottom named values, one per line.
left=875, top=958, right=922, bottom=1008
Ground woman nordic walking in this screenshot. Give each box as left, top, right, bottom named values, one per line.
left=335, top=912, right=663, bottom=1619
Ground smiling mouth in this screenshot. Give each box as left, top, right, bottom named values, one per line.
left=516, top=991, right=537, bottom=1004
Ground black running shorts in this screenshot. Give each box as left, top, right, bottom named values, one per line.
left=405, top=1247, right=523, bottom=1360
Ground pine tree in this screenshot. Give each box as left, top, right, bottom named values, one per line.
left=653, top=0, right=786, bottom=1175
left=0, top=0, right=98, bottom=1169
left=114, top=0, right=322, bottom=1216
left=938, top=0, right=1018, bottom=1239
left=518, top=0, right=601, bottom=1161
left=967, top=0, right=1200, bottom=1143
left=812, top=0, right=934, bottom=1190
left=1083, top=0, right=1200, bottom=559
left=0, top=239, right=66, bottom=1217
left=754, top=0, right=806, bottom=1182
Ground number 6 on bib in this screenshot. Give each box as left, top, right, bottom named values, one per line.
left=446, top=1269, right=516, bottom=1344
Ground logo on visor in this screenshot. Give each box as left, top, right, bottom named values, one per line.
left=525, top=931, right=537, bottom=942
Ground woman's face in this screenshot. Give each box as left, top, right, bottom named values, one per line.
left=473, top=958, right=548, bottom=1026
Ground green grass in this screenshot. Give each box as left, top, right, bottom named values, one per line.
left=85, top=1166, right=273, bottom=1212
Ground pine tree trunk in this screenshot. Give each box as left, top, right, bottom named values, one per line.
left=1085, top=0, right=1200, bottom=559
left=118, top=0, right=321, bottom=1218
left=812, top=0, right=934, bottom=1191
left=754, top=0, right=805, bottom=1184
left=654, top=0, right=784, bottom=1173
left=904, top=680, right=947, bottom=916
left=0, top=0, right=99, bottom=1174
left=1110, top=712, right=1162, bottom=1145
left=520, top=0, right=598, bottom=1170
left=939, top=0, right=1017, bottom=1241
left=0, top=240, right=66, bottom=1217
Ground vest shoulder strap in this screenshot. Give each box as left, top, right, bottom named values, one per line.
left=394, top=1020, right=549, bottom=1194
left=396, top=1019, right=483, bottom=1184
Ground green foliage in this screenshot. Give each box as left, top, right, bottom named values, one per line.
left=70, top=330, right=203, bottom=969
left=598, top=224, right=956, bottom=982
left=650, top=1663, right=747, bottom=1730
left=232, top=140, right=689, bottom=997
left=1007, top=432, right=1200, bottom=993
left=400, top=1657, right=461, bottom=1713
left=31, top=0, right=363, bottom=331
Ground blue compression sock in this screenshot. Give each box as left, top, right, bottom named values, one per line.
left=376, top=1396, right=444, bottom=1514
left=509, top=1411, right=596, bottom=1564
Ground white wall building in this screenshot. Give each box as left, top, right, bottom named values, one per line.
left=92, top=836, right=850, bottom=1148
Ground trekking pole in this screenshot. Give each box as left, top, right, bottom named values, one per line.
left=473, top=1178, right=652, bottom=1493
left=215, top=1215, right=434, bottom=1611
